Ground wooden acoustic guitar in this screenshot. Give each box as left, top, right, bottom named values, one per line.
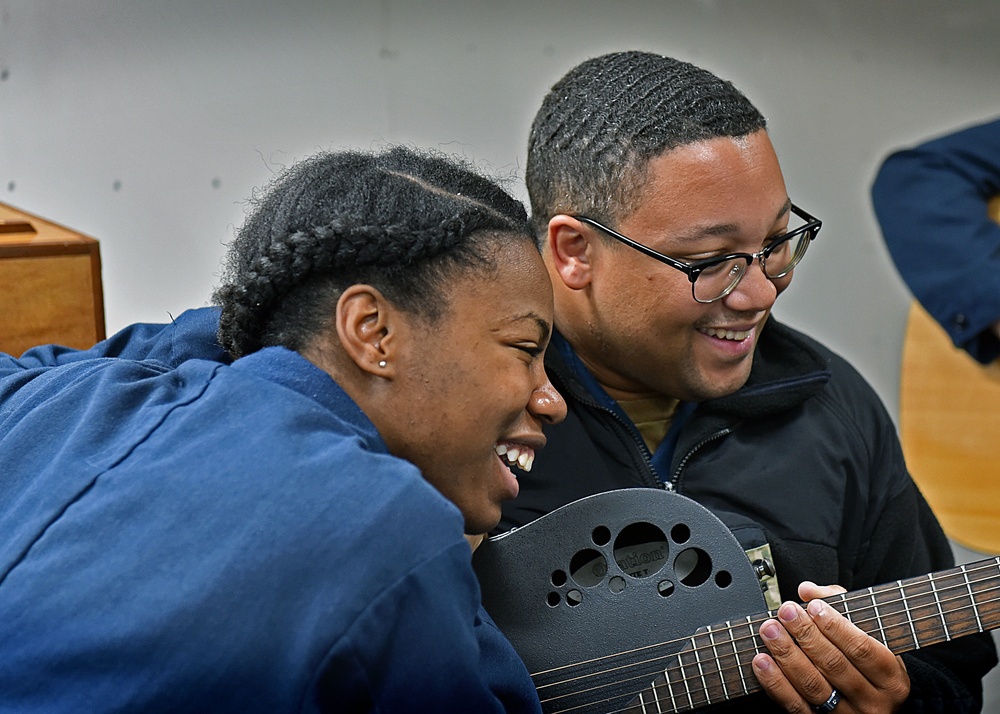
left=474, top=488, right=1000, bottom=713
left=899, top=196, right=1000, bottom=554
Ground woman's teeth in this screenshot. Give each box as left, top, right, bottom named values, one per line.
left=495, top=443, right=534, bottom=472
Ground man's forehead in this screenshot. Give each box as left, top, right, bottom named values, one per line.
left=630, top=135, right=787, bottom=213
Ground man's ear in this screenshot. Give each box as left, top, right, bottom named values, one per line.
left=335, top=285, right=394, bottom=377
left=546, top=215, right=594, bottom=290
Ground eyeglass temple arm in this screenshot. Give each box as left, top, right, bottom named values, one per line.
left=575, top=216, right=697, bottom=278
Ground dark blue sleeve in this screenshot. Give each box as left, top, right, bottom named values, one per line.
left=871, top=118, right=1000, bottom=363
left=310, top=544, right=541, bottom=714
left=1, top=307, right=229, bottom=378
left=475, top=607, right=543, bottom=714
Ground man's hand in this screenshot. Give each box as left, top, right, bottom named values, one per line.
left=750, top=581, right=910, bottom=713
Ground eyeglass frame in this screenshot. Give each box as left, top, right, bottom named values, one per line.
left=575, top=204, right=822, bottom=304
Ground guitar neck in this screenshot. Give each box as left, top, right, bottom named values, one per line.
left=628, top=557, right=1000, bottom=713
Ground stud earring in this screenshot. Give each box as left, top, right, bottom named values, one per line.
left=378, top=360, right=387, bottom=368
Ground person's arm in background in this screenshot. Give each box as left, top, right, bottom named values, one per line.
left=872, top=117, right=1000, bottom=364
left=0, top=307, right=228, bottom=379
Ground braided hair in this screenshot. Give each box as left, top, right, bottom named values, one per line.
left=214, top=146, right=532, bottom=358
left=525, top=51, right=767, bottom=238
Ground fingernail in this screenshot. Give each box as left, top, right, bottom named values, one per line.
left=778, top=603, right=797, bottom=622
left=761, top=622, right=781, bottom=640
left=753, top=654, right=772, bottom=671
left=808, top=599, right=828, bottom=617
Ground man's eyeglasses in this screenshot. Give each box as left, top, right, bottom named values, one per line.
left=576, top=204, right=822, bottom=304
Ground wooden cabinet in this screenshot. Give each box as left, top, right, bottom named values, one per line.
left=0, top=202, right=106, bottom=356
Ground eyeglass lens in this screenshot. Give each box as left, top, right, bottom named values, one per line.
left=692, top=229, right=814, bottom=303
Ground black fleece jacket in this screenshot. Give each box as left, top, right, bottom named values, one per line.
left=498, top=317, right=997, bottom=713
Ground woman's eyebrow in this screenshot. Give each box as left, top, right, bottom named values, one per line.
left=500, top=313, right=552, bottom=342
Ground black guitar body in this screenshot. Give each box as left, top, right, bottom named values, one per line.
left=474, top=488, right=767, bottom=714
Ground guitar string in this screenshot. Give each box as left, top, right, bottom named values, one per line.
left=537, top=576, right=1000, bottom=706
left=532, top=561, right=1000, bottom=712
left=538, top=576, right=1000, bottom=714
left=543, top=571, right=1000, bottom=714
left=533, top=560, right=1000, bottom=681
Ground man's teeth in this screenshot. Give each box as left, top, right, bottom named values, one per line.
left=495, top=444, right=534, bottom=472
left=703, top=327, right=750, bottom=341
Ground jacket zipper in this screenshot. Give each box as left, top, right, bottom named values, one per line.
left=557, top=373, right=665, bottom=491
left=670, top=427, right=732, bottom=492
left=603, top=402, right=665, bottom=491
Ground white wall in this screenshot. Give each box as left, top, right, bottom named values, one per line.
left=3, top=0, right=1000, bottom=705
left=4, top=1, right=1000, bottom=413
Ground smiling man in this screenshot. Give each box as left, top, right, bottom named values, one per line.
left=499, top=51, right=997, bottom=713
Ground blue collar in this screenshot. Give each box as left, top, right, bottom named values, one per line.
left=231, top=347, right=389, bottom=455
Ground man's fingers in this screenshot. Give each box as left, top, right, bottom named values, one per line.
left=753, top=597, right=911, bottom=713
left=798, top=580, right=847, bottom=601
left=761, top=604, right=847, bottom=702
left=805, top=598, right=910, bottom=701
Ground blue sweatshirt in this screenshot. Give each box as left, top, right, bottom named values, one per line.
left=0, top=329, right=540, bottom=713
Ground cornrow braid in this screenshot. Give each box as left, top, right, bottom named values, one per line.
left=214, top=147, right=532, bottom=358
left=526, top=51, right=767, bottom=238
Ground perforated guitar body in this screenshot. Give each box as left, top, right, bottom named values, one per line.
left=474, top=488, right=767, bottom=714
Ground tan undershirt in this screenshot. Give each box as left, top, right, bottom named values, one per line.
left=617, top=395, right=681, bottom=454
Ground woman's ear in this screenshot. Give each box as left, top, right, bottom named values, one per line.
left=546, top=215, right=594, bottom=290
left=335, top=285, right=395, bottom=377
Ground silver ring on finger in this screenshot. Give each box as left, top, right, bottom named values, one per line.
left=811, top=687, right=841, bottom=713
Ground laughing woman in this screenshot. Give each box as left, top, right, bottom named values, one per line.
left=0, top=147, right=565, bottom=712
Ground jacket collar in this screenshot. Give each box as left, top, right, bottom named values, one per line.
left=704, top=318, right=831, bottom=418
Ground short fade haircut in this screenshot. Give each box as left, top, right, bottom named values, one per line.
left=525, top=51, right=767, bottom=238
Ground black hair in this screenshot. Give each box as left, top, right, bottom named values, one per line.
left=214, top=146, right=532, bottom=358
left=525, top=50, right=767, bottom=237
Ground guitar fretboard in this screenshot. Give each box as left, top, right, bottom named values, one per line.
left=623, top=557, right=1000, bottom=713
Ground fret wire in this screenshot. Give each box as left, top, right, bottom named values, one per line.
left=742, top=616, right=756, bottom=694
left=650, top=666, right=662, bottom=713
left=680, top=636, right=694, bottom=712
left=900, top=579, right=919, bottom=647
left=840, top=592, right=852, bottom=617
left=707, top=625, right=730, bottom=701
left=734, top=617, right=751, bottom=695
left=962, top=563, right=985, bottom=632
left=929, top=572, right=951, bottom=641
left=665, top=662, right=679, bottom=712
left=868, top=586, right=887, bottom=642
left=692, top=625, right=709, bottom=708
left=663, top=663, right=678, bottom=712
